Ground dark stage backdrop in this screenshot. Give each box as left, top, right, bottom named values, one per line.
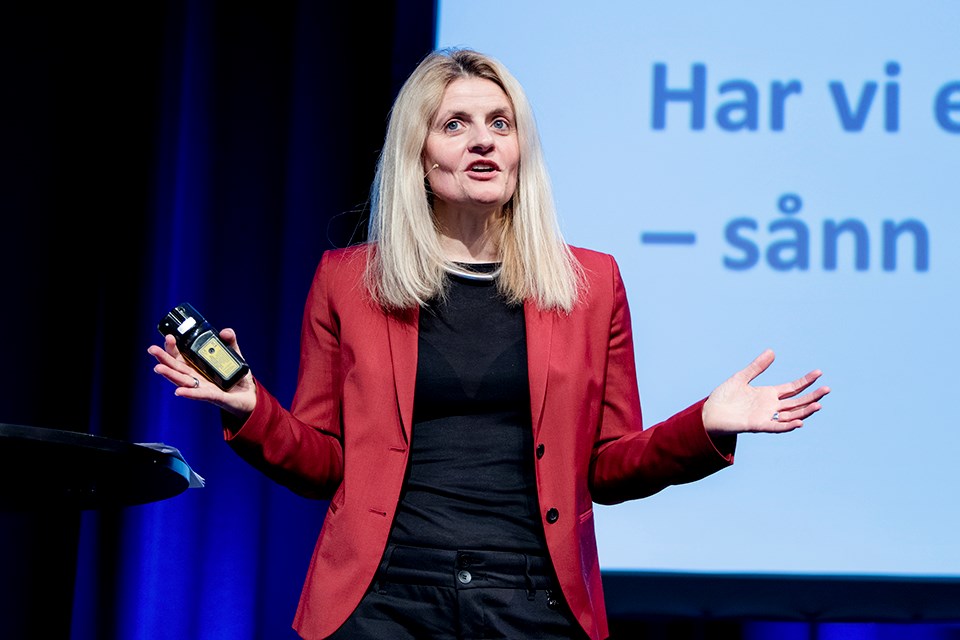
left=1, top=3, right=958, bottom=640
left=2, top=2, right=434, bottom=639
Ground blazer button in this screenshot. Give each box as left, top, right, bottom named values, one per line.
left=536, top=443, right=545, bottom=459
left=545, top=508, right=559, bottom=524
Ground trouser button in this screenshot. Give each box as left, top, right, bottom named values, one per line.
left=457, top=570, right=472, bottom=584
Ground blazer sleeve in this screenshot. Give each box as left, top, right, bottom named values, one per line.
left=587, top=254, right=735, bottom=505
left=223, top=250, right=346, bottom=499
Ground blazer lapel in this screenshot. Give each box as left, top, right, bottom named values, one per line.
left=524, top=301, right=554, bottom=437
left=386, top=307, right=419, bottom=444
left=386, top=302, right=554, bottom=442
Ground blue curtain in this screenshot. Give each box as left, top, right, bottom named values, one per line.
left=1, top=2, right=433, bottom=639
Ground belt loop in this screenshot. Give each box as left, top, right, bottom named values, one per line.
left=523, top=554, right=536, bottom=600
left=376, top=544, right=399, bottom=594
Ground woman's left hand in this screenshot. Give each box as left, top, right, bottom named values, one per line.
left=702, top=348, right=830, bottom=435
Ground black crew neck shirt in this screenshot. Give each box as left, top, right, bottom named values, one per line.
left=387, top=265, right=548, bottom=553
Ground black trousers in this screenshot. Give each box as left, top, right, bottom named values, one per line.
left=326, top=544, right=588, bottom=640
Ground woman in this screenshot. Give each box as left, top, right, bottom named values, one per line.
left=149, top=48, right=829, bottom=640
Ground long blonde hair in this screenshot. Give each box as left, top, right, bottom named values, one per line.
left=365, top=48, right=583, bottom=313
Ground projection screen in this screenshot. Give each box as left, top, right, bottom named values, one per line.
left=437, top=1, right=960, bottom=580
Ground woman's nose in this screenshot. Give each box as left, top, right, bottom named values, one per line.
left=468, top=128, right=495, bottom=153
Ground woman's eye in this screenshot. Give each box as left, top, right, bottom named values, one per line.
left=445, top=121, right=461, bottom=132
left=492, top=119, right=509, bottom=130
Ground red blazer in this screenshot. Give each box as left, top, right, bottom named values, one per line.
left=227, top=244, right=734, bottom=640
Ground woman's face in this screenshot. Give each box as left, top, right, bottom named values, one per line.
left=423, top=77, right=520, bottom=216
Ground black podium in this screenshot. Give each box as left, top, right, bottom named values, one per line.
left=0, top=423, right=197, bottom=639
left=0, top=422, right=193, bottom=511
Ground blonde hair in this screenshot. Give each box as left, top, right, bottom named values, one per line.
left=365, top=47, right=583, bottom=313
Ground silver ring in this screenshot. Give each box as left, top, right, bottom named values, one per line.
left=771, top=411, right=780, bottom=421
left=192, top=377, right=200, bottom=389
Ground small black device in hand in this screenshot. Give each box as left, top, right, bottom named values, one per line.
left=158, top=302, right=249, bottom=390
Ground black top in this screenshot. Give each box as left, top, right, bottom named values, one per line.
left=387, top=265, right=548, bottom=553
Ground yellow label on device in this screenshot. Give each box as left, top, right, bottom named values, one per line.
left=195, top=334, right=241, bottom=378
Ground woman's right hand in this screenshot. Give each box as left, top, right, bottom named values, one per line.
left=147, top=327, right=257, bottom=419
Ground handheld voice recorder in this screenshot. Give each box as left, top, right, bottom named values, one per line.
left=158, top=302, right=249, bottom=390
